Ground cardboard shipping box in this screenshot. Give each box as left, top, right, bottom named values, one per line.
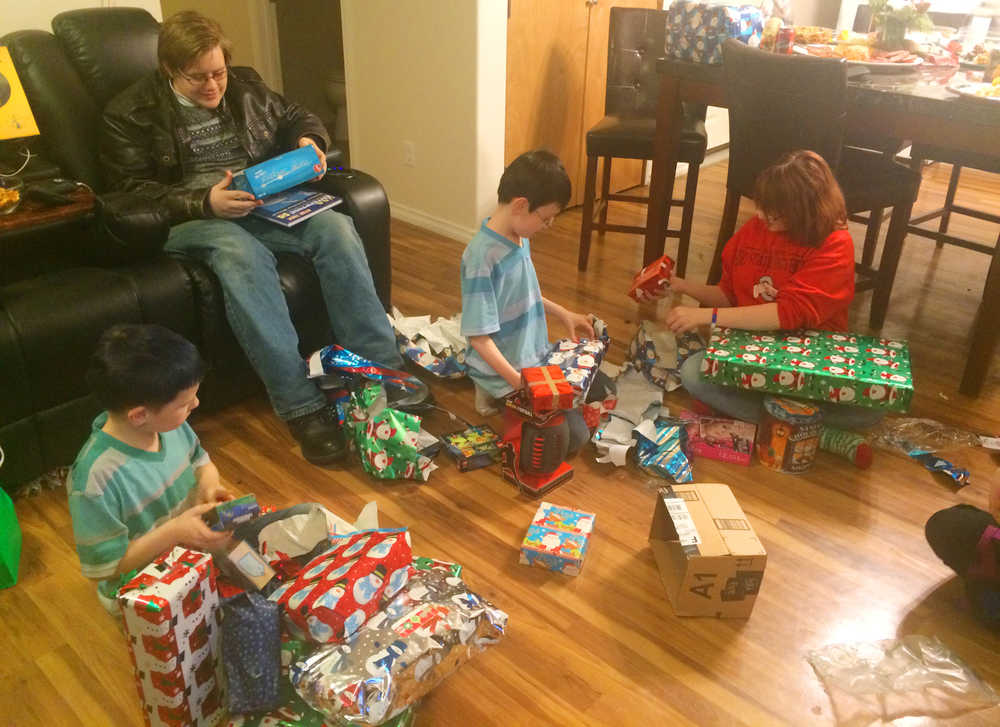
left=649, top=483, right=766, bottom=618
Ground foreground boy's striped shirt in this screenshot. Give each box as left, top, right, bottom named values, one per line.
left=460, top=219, right=550, bottom=397
left=67, top=412, right=209, bottom=602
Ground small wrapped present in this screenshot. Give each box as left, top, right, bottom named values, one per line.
left=543, top=321, right=610, bottom=405
left=440, top=425, right=502, bottom=471
left=520, top=502, right=596, bottom=576
left=702, top=328, right=914, bottom=412
left=345, top=384, right=438, bottom=482
left=628, top=253, right=674, bottom=302
left=291, top=561, right=507, bottom=727
left=268, top=529, right=413, bottom=643
left=222, top=592, right=282, bottom=714
left=388, top=307, right=467, bottom=379
left=521, top=365, right=575, bottom=412
left=666, top=2, right=764, bottom=64
left=118, top=548, right=226, bottom=727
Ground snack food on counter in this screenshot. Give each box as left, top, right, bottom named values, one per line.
left=792, top=25, right=833, bottom=45
left=290, top=563, right=507, bottom=727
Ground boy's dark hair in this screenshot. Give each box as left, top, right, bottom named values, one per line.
left=498, top=150, right=571, bottom=211
left=753, top=149, right=848, bottom=247
left=86, top=324, right=205, bottom=412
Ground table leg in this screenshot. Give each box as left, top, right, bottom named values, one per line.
left=645, top=74, right=684, bottom=266
left=960, top=231, right=1000, bottom=396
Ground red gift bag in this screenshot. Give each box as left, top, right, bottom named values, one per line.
left=268, top=529, right=412, bottom=643
left=522, top=365, right=575, bottom=412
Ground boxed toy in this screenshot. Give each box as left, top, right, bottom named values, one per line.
left=519, top=502, right=596, bottom=576
left=440, top=425, right=502, bottom=471
left=701, top=328, right=914, bottom=412
left=680, top=411, right=757, bottom=466
left=118, top=547, right=226, bottom=727
left=648, top=484, right=766, bottom=618
left=666, top=2, right=764, bottom=64
left=628, top=253, right=674, bottom=302
left=230, top=146, right=322, bottom=198
left=522, top=365, right=575, bottom=412
left=204, top=494, right=260, bottom=531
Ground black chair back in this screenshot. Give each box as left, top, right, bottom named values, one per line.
left=722, top=39, right=848, bottom=197
left=52, top=8, right=161, bottom=111
left=605, top=7, right=668, bottom=118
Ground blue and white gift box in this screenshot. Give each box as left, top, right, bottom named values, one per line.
left=519, top=502, right=596, bottom=576
left=666, top=2, right=764, bottom=64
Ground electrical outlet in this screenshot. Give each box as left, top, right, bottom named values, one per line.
left=402, top=141, right=416, bottom=167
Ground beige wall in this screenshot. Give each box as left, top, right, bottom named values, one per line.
left=1, top=1, right=161, bottom=34
left=341, top=0, right=507, bottom=241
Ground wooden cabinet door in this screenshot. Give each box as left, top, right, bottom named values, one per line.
left=505, top=0, right=591, bottom=206
left=506, top=0, right=659, bottom=208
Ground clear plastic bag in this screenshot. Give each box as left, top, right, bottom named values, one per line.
left=867, top=417, right=981, bottom=454
left=807, top=635, right=1000, bottom=726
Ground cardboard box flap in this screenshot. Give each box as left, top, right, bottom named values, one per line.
left=698, top=483, right=766, bottom=556
left=654, top=485, right=727, bottom=557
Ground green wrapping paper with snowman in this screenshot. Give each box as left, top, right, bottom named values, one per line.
left=345, top=383, right=438, bottom=481
left=701, top=328, right=913, bottom=412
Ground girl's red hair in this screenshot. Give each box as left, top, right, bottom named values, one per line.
left=753, top=150, right=847, bottom=247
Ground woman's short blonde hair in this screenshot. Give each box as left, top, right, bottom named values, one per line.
left=158, top=11, right=232, bottom=78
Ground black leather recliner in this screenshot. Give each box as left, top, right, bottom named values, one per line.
left=0, top=8, right=392, bottom=491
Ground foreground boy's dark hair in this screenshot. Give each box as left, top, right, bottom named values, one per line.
left=753, top=149, right=847, bottom=247
left=498, top=150, right=572, bottom=211
left=87, top=324, right=205, bottom=412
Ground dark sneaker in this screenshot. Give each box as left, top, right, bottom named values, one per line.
left=287, top=406, right=347, bottom=465
left=386, top=377, right=433, bottom=413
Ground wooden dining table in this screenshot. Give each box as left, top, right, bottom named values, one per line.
left=645, top=59, right=1000, bottom=396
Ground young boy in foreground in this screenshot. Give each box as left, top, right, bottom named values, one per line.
left=67, top=324, right=232, bottom=612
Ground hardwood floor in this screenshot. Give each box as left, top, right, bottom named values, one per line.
left=3, top=159, right=1000, bottom=726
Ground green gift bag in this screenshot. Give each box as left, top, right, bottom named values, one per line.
left=0, top=486, right=21, bottom=589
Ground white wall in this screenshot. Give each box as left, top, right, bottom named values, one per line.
left=341, top=0, right=507, bottom=242
left=1, top=0, right=161, bottom=35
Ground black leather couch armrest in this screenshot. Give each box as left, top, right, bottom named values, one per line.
left=94, top=191, right=171, bottom=263
left=313, top=169, right=391, bottom=308
left=325, top=148, right=346, bottom=170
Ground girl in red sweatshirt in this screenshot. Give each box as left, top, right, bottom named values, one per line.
left=669, top=149, right=882, bottom=429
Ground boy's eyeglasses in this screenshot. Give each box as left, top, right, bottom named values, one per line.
left=533, top=210, right=556, bottom=228
left=177, top=67, right=228, bottom=86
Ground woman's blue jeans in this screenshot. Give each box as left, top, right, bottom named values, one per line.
left=166, top=210, right=401, bottom=420
left=679, top=350, right=886, bottom=430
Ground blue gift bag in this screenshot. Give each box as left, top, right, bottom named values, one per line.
left=222, top=591, right=282, bottom=714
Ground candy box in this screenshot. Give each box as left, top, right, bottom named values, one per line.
left=440, top=425, right=502, bottom=471
left=118, top=547, right=226, bottom=727
left=521, top=365, right=575, bottom=412
left=648, top=484, right=766, bottom=618
left=204, top=494, right=260, bottom=531
left=666, top=2, right=764, bottom=64
left=701, top=328, right=914, bottom=412
left=519, top=502, right=596, bottom=576
left=628, top=253, right=674, bottom=302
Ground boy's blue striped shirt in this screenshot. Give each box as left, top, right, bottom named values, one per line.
left=460, top=219, right=550, bottom=396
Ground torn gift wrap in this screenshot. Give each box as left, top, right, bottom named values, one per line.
left=544, top=320, right=611, bottom=405
left=634, top=419, right=694, bottom=483
left=702, top=328, right=914, bottom=412
left=628, top=321, right=704, bottom=392
left=118, top=547, right=226, bottom=727
left=388, top=307, right=467, bottom=379
left=307, top=344, right=419, bottom=392
left=345, top=383, right=437, bottom=482
left=520, top=502, right=596, bottom=576
left=522, top=365, right=575, bottom=412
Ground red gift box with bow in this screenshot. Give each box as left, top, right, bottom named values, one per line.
left=522, top=365, right=575, bottom=412
left=628, top=254, right=674, bottom=302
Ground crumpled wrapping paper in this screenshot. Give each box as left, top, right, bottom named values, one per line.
left=291, top=563, right=507, bottom=727
left=387, top=307, right=467, bottom=379
left=628, top=321, right=704, bottom=392
left=345, top=384, right=437, bottom=482
left=634, top=419, right=694, bottom=483
left=592, top=365, right=665, bottom=466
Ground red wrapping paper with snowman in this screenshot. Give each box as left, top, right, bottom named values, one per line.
left=701, top=328, right=913, bottom=412
left=118, top=548, right=226, bottom=727
left=267, top=529, right=413, bottom=643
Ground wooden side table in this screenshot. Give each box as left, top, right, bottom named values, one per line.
left=0, top=186, right=96, bottom=238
